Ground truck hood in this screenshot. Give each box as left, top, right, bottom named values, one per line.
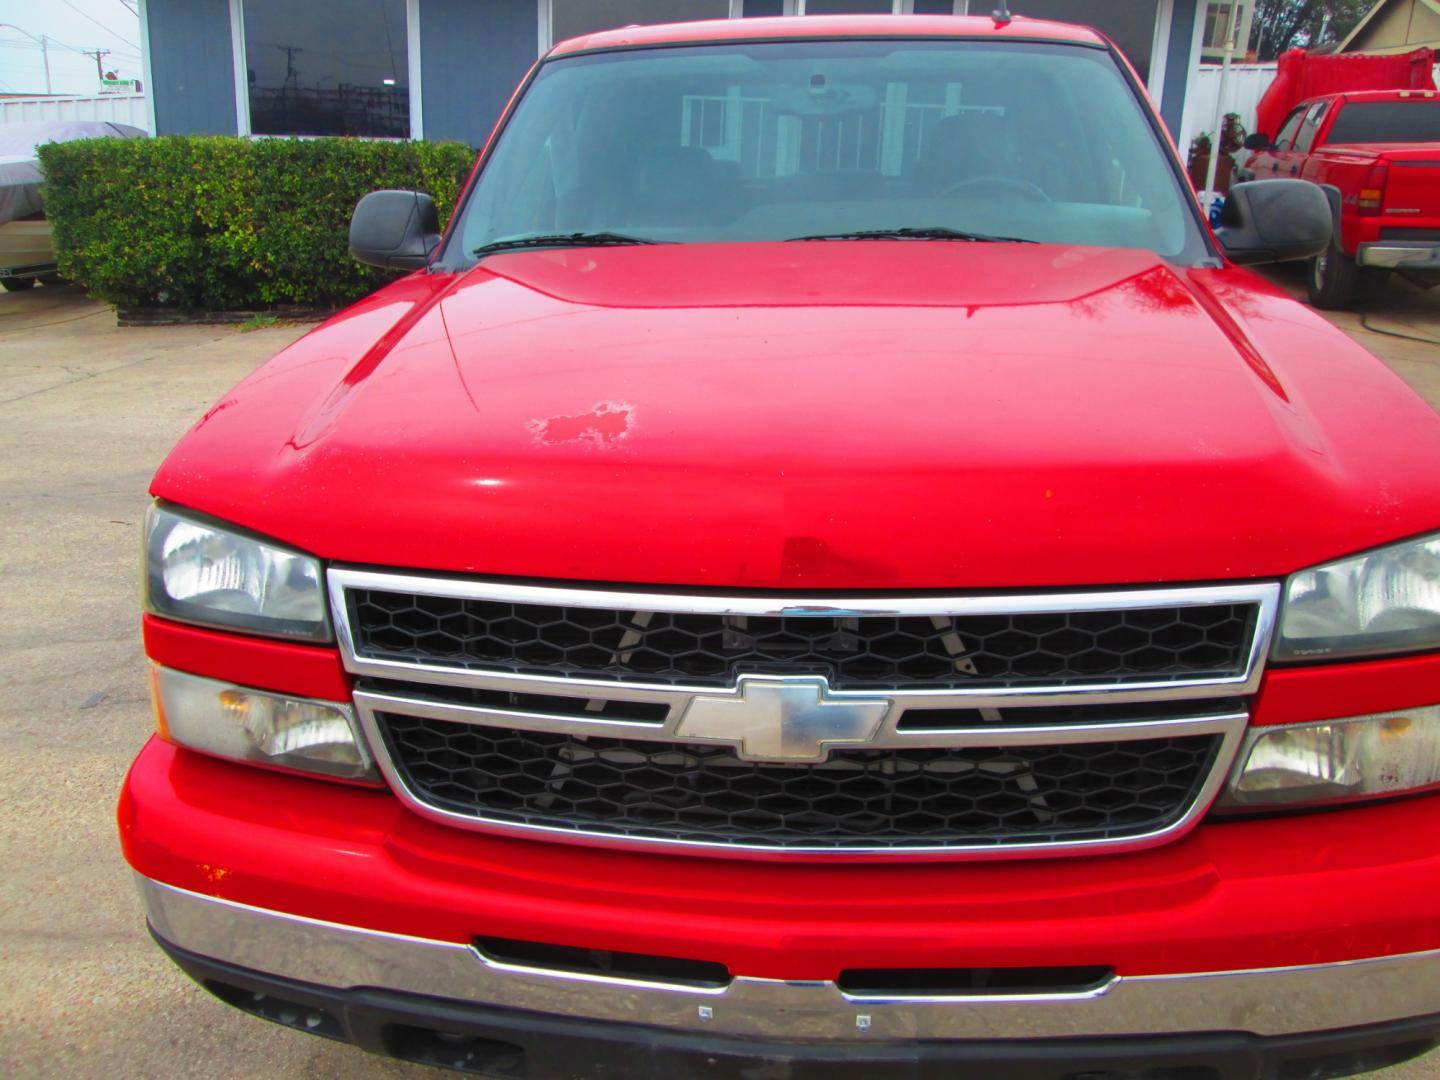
left=152, top=242, right=1440, bottom=589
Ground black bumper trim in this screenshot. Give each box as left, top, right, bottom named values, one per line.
left=154, top=928, right=1440, bottom=1079
left=0, top=262, right=58, bottom=279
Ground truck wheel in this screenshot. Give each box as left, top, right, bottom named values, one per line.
left=1, top=277, right=36, bottom=292
left=1307, top=241, right=1359, bottom=310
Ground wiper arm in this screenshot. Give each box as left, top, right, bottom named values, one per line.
left=787, top=227, right=1037, bottom=244
left=473, top=232, right=667, bottom=257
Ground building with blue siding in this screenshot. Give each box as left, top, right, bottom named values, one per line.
left=138, top=1, right=1207, bottom=148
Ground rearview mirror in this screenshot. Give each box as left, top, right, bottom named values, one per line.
left=1242, top=133, right=1273, bottom=151
left=1213, top=180, right=1332, bottom=266
left=349, top=190, right=441, bottom=270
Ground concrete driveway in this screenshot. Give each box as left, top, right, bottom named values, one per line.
left=0, top=286, right=431, bottom=1079
left=1255, top=262, right=1440, bottom=404
left=0, top=274, right=1437, bottom=1080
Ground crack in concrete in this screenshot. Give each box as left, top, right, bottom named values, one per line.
left=0, top=354, right=162, bottom=408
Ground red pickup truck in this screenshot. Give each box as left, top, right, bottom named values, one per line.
left=120, top=15, right=1440, bottom=1080
left=1241, top=89, right=1440, bottom=307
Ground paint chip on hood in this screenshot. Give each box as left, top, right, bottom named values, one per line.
left=527, top=401, right=634, bottom=447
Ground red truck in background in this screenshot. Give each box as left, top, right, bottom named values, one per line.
left=1240, top=80, right=1440, bottom=307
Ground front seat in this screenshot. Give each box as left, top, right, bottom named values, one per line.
left=915, top=111, right=1022, bottom=195
left=627, top=145, right=740, bottom=228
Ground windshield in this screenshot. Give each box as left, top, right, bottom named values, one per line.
left=447, top=39, right=1208, bottom=264
left=1326, top=101, right=1440, bottom=145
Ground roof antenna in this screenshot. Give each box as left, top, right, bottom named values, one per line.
left=992, top=0, right=1012, bottom=26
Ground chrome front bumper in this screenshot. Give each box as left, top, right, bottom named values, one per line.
left=1357, top=241, right=1440, bottom=270
left=140, top=875, right=1440, bottom=1042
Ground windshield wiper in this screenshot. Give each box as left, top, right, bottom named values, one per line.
left=787, top=227, right=1037, bottom=244
left=473, top=232, right=667, bottom=257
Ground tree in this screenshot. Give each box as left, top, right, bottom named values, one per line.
left=1249, top=0, right=1375, bottom=61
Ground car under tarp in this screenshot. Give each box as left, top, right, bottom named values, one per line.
left=0, top=120, right=146, bottom=225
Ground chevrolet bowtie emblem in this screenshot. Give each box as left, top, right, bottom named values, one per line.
left=674, top=676, right=889, bottom=763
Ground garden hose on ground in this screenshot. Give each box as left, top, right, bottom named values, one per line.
left=1360, top=315, right=1440, bottom=348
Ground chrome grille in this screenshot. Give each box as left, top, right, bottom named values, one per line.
left=347, top=588, right=1257, bottom=689
left=378, top=716, right=1224, bottom=851
left=331, top=570, right=1277, bottom=858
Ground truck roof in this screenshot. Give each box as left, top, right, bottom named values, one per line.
left=1325, top=89, right=1440, bottom=103
left=548, top=14, right=1110, bottom=57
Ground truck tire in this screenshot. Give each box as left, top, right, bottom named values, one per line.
left=1, top=277, right=36, bottom=292
left=1307, top=240, right=1359, bottom=310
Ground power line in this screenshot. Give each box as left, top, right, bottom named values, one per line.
left=1, top=26, right=109, bottom=56
left=0, top=39, right=136, bottom=62
left=58, top=0, right=139, bottom=50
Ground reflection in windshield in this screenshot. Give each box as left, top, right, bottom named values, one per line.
left=452, top=40, right=1206, bottom=263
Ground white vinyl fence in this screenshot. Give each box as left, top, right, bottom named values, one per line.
left=1176, top=63, right=1277, bottom=160
left=0, top=94, right=151, bottom=133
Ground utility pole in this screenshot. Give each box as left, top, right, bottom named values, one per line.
left=1202, top=0, right=1242, bottom=211
left=0, top=23, right=53, bottom=94
left=84, top=48, right=111, bottom=86
left=279, top=45, right=302, bottom=87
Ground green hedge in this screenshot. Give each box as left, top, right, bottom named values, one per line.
left=36, top=136, right=476, bottom=311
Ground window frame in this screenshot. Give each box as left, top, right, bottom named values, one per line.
left=1202, top=1, right=1243, bottom=50
left=1271, top=105, right=1307, bottom=152
left=228, top=0, right=422, bottom=139
left=538, top=1, right=934, bottom=54
left=1291, top=99, right=1329, bottom=154
left=1202, top=2, right=1221, bottom=49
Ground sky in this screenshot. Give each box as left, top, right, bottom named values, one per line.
left=0, top=0, right=142, bottom=95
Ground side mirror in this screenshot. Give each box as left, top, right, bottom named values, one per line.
left=1242, top=133, right=1273, bottom=151
left=349, top=190, right=441, bottom=270
left=1214, top=180, right=1332, bottom=265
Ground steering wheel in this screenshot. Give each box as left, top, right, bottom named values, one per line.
left=939, top=176, right=1052, bottom=202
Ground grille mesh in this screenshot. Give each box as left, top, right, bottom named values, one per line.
left=379, top=714, right=1222, bottom=850
left=350, top=590, right=1256, bottom=690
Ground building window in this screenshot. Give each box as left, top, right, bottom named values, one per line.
left=240, top=0, right=410, bottom=137
left=543, top=3, right=937, bottom=54
left=802, top=0, right=895, bottom=12
left=550, top=0, right=733, bottom=45
left=1008, top=0, right=1161, bottom=87
left=1202, top=1, right=1244, bottom=50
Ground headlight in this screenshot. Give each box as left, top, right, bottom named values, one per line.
left=1275, top=533, right=1440, bottom=661
left=144, top=505, right=329, bottom=642
left=1217, top=705, right=1440, bottom=810
left=151, top=666, right=378, bottom=782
